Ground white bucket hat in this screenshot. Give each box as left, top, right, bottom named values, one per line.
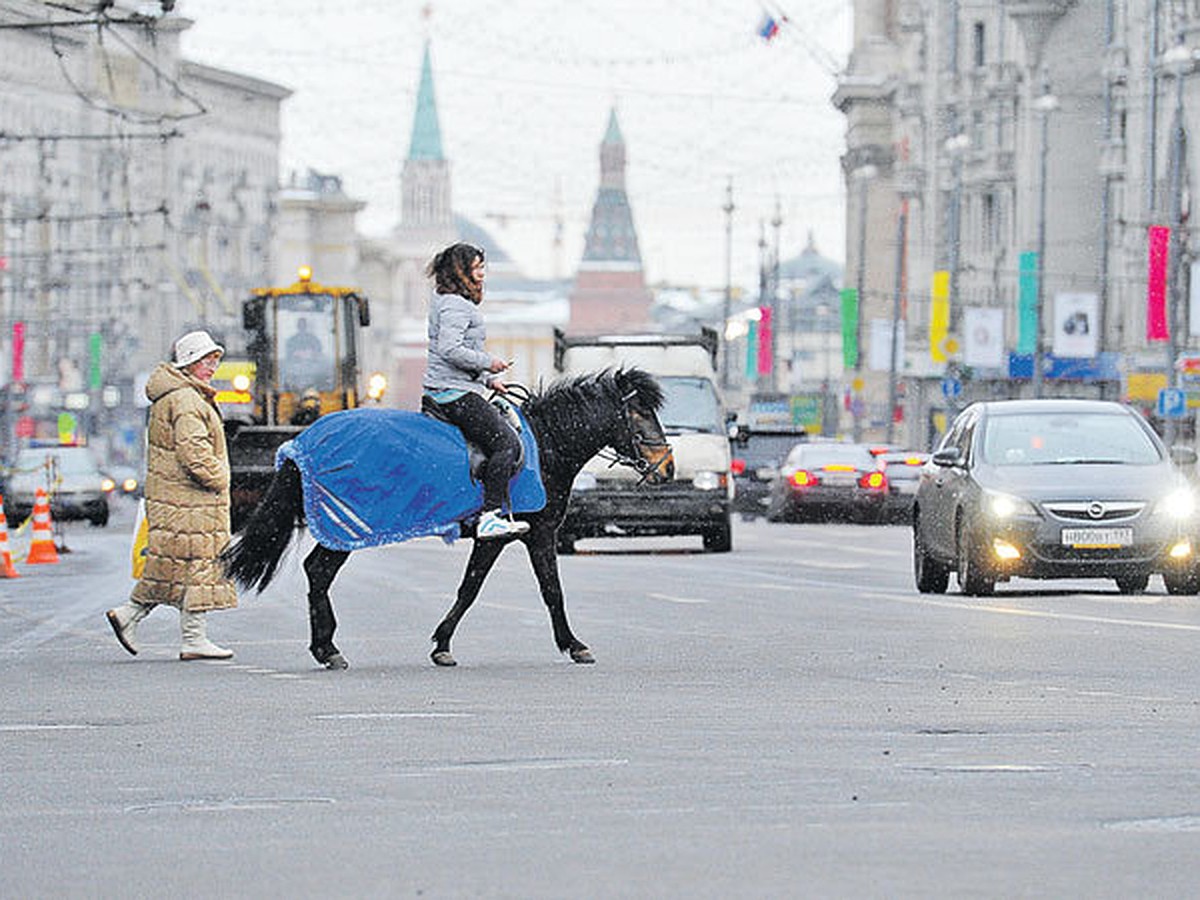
left=172, top=330, right=224, bottom=368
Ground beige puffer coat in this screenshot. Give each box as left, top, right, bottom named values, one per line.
left=130, top=362, right=238, bottom=611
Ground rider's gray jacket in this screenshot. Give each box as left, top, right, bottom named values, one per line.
left=422, top=291, right=498, bottom=395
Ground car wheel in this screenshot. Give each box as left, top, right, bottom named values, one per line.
left=1163, top=568, right=1200, bottom=595
left=912, top=514, right=950, bottom=594
left=1115, top=573, right=1150, bottom=594
left=556, top=533, right=577, bottom=555
left=90, top=509, right=109, bottom=527
left=956, top=520, right=995, bottom=596
left=702, top=518, right=732, bottom=553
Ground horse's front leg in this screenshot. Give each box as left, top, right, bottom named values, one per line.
left=526, top=528, right=593, bottom=664
left=430, top=538, right=507, bottom=667
left=303, top=545, right=351, bottom=670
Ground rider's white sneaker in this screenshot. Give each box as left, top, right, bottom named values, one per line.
left=477, top=509, right=529, bottom=540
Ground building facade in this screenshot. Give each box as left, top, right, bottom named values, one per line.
left=837, top=0, right=1200, bottom=447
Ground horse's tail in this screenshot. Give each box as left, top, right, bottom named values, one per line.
left=222, top=459, right=303, bottom=593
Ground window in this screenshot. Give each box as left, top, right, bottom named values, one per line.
left=972, top=21, right=986, bottom=68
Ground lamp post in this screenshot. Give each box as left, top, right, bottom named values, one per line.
left=1162, top=40, right=1193, bottom=447
left=1031, top=75, right=1058, bottom=399
left=721, top=178, right=735, bottom=390
left=851, top=163, right=877, bottom=442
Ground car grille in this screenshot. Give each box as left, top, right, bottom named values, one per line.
left=1035, top=543, right=1159, bottom=563
left=1042, top=501, right=1145, bottom=522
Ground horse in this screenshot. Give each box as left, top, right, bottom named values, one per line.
left=223, top=368, right=674, bottom=669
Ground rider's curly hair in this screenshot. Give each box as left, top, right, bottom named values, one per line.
left=427, top=242, right=485, bottom=304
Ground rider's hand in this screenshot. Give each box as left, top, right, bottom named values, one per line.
left=487, top=356, right=509, bottom=374
left=490, top=381, right=509, bottom=394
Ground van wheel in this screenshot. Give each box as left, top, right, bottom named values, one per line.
left=702, top=519, right=732, bottom=553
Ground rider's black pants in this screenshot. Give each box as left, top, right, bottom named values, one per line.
left=435, top=391, right=521, bottom=511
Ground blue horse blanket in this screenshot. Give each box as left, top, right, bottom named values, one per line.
left=275, top=407, right=546, bottom=551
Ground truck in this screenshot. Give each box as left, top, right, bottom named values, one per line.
left=225, top=266, right=372, bottom=530
left=553, top=327, right=734, bottom=553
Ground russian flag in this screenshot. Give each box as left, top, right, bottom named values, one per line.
left=758, top=11, right=780, bottom=42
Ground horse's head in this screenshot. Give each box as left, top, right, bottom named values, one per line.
left=612, top=368, right=674, bottom=485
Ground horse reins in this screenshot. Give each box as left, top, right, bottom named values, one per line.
left=596, top=390, right=673, bottom=485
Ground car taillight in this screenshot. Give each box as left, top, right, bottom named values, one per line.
left=860, top=471, right=887, bottom=490
left=791, top=469, right=816, bottom=487
left=730, top=458, right=746, bottom=475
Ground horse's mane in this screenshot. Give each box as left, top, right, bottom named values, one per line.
left=523, top=367, right=664, bottom=420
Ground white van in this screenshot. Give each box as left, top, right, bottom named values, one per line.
left=553, top=328, right=734, bottom=553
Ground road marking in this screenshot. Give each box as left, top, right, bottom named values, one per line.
left=314, top=712, right=472, bottom=720
left=395, top=758, right=629, bottom=776
left=0, top=723, right=98, bottom=732
left=646, top=592, right=708, bottom=604
left=863, top=591, right=1200, bottom=633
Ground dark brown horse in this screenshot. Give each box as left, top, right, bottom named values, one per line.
left=223, top=368, right=673, bottom=669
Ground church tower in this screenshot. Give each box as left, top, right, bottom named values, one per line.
left=569, top=108, right=652, bottom=332
left=394, top=40, right=456, bottom=321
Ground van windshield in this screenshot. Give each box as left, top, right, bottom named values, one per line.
left=658, top=377, right=723, bottom=433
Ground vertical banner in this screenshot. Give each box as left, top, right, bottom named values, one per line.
left=1190, top=260, right=1200, bottom=337
left=868, top=319, right=905, bottom=371
left=930, top=270, right=949, bottom=362
left=1017, top=251, right=1038, bottom=354
left=88, top=332, right=103, bottom=390
left=1052, top=292, right=1099, bottom=358
left=756, top=306, right=773, bottom=376
left=745, top=321, right=758, bottom=380
left=1147, top=225, right=1170, bottom=341
left=11, top=321, right=24, bottom=383
left=963, top=307, right=1005, bottom=368
left=840, top=288, right=858, bottom=369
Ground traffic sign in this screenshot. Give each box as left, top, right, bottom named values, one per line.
left=941, top=376, right=962, bottom=399
left=1158, top=387, right=1188, bottom=419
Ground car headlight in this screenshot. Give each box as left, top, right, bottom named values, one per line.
left=983, top=490, right=1037, bottom=519
left=1157, top=487, right=1197, bottom=519
left=100, top=478, right=116, bottom=493
left=692, top=470, right=726, bottom=490
left=572, top=471, right=597, bottom=492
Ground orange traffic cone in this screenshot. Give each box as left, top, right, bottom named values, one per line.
left=25, top=487, right=60, bottom=565
left=0, top=495, right=18, bottom=578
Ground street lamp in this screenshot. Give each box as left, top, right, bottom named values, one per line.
left=850, top=163, right=877, bottom=441
left=721, top=178, right=735, bottom=390
left=1031, top=76, right=1058, bottom=399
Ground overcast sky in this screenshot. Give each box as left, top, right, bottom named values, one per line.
left=177, top=0, right=851, bottom=289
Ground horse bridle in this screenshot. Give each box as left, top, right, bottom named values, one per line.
left=596, top=390, right=673, bottom=485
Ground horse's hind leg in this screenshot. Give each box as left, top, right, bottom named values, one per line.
left=303, top=545, right=351, bottom=669
left=430, top=538, right=506, bottom=666
left=527, top=532, right=593, bottom=663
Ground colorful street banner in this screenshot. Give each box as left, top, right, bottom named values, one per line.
left=1017, top=251, right=1038, bottom=354
left=930, top=270, right=949, bottom=362
left=1147, top=225, right=1170, bottom=341
left=757, top=306, right=773, bottom=375
left=840, top=288, right=858, bottom=369
left=11, top=321, right=24, bottom=383
left=745, top=320, right=758, bottom=380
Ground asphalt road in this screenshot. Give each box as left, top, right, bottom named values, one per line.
left=3, top=500, right=1200, bottom=898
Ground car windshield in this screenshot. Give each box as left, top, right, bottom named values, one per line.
left=739, top=435, right=804, bottom=466
left=658, top=377, right=723, bottom=433
left=981, top=412, right=1162, bottom=466
left=788, top=444, right=876, bottom=468
left=17, top=447, right=101, bottom=475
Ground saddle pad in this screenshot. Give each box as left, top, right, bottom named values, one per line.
left=275, top=406, right=546, bottom=551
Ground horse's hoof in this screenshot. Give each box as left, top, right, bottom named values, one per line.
left=323, top=653, right=349, bottom=670
left=431, top=650, right=457, bottom=667
left=570, top=647, right=595, bottom=664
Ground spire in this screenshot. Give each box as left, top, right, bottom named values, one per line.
left=603, top=107, right=624, bottom=145
left=580, top=107, right=641, bottom=266
left=408, top=41, right=444, bottom=161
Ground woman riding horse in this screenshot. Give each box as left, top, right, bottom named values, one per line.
left=223, top=368, right=674, bottom=669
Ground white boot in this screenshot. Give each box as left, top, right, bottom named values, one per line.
left=105, top=601, right=155, bottom=656
left=179, top=610, right=234, bottom=661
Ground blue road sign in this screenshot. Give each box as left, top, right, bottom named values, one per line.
left=1158, top=387, right=1187, bottom=419
left=941, top=376, right=962, bottom=399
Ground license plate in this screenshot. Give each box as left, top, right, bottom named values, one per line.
left=1060, top=527, right=1134, bottom=548
left=896, top=482, right=918, bottom=494
left=823, top=473, right=856, bottom=486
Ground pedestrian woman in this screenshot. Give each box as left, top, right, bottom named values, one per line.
left=422, top=242, right=527, bottom=539
left=105, top=329, right=238, bottom=659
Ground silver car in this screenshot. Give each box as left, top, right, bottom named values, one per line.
left=4, top=445, right=112, bottom=527
left=913, top=399, right=1200, bottom=595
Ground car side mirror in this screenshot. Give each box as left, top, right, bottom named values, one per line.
left=1170, top=445, right=1198, bottom=467
left=931, top=447, right=962, bottom=468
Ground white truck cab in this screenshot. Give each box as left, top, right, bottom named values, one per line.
left=553, top=328, right=734, bottom=553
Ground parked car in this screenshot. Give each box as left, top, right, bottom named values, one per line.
left=4, top=445, right=112, bottom=527
left=766, top=442, right=888, bottom=523
left=730, top=427, right=807, bottom=519
left=878, top=450, right=929, bottom=523
left=912, top=399, right=1200, bottom=596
